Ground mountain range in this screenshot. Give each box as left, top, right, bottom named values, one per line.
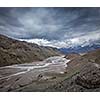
left=0, top=34, right=100, bottom=92
left=59, top=40, right=100, bottom=54
left=0, top=34, right=61, bottom=67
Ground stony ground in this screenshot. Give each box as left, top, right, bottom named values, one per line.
left=0, top=56, right=69, bottom=92
left=0, top=49, right=100, bottom=92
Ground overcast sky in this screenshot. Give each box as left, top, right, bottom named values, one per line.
left=0, top=7, right=100, bottom=48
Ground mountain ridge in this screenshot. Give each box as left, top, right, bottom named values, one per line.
left=59, top=42, right=100, bottom=54
left=0, top=34, right=61, bottom=67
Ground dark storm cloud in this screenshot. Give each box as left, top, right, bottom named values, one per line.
left=0, top=7, right=100, bottom=48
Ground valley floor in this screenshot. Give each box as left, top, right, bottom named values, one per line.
left=0, top=56, right=70, bottom=92
left=0, top=49, right=100, bottom=92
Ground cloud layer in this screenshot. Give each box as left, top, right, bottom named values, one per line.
left=0, top=8, right=100, bottom=48
left=20, top=32, right=100, bottom=48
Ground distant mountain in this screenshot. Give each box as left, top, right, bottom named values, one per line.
left=59, top=41, right=100, bottom=54
left=0, top=34, right=61, bottom=67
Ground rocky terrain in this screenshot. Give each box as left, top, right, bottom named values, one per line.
left=0, top=34, right=100, bottom=92
left=0, top=34, right=61, bottom=67
left=0, top=56, right=70, bottom=92
left=0, top=48, right=99, bottom=92
left=44, top=49, right=100, bottom=92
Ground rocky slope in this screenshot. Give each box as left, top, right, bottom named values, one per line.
left=0, top=34, right=100, bottom=92
left=44, top=49, right=100, bottom=92
left=0, top=34, right=61, bottom=67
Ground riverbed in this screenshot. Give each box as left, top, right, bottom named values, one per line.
left=0, top=56, right=70, bottom=91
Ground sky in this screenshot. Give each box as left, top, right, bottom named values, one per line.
left=0, top=7, right=100, bottom=48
